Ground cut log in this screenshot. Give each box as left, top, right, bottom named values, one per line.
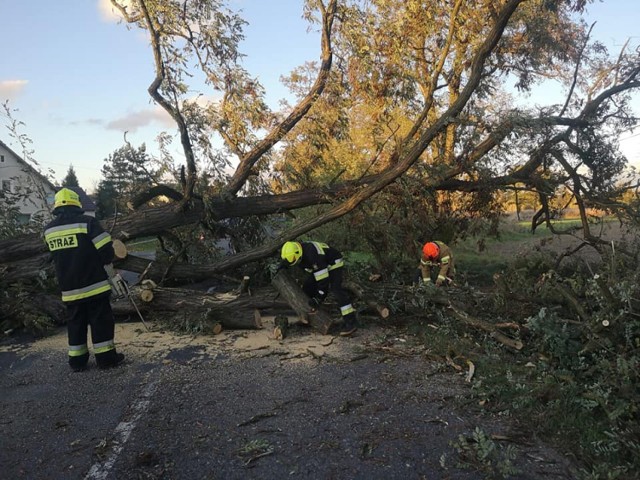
left=140, top=289, right=154, bottom=303
left=112, top=239, right=128, bottom=260
left=271, top=271, right=334, bottom=335
left=211, top=322, right=223, bottom=335
left=344, top=281, right=390, bottom=319
left=203, top=309, right=225, bottom=335
left=273, top=315, right=289, bottom=340
left=236, top=276, right=251, bottom=294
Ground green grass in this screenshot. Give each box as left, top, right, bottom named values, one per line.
left=344, top=251, right=375, bottom=264
left=452, top=222, right=549, bottom=285
left=126, top=238, right=158, bottom=252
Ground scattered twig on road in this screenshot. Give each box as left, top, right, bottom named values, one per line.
left=237, top=412, right=278, bottom=427
left=243, top=448, right=274, bottom=467
left=465, top=360, right=475, bottom=383
left=320, top=337, right=335, bottom=347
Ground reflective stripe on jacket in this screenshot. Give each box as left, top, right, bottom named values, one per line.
left=419, top=241, right=454, bottom=282
left=44, top=211, right=115, bottom=304
left=298, top=241, right=344, bottom=293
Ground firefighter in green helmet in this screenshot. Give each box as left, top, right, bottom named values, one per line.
left=44, top=188, right=125, bottom=371
left=279, top=241, right=358, bottom=336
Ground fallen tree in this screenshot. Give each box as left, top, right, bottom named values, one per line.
left=111, top=283, right=293, bottom=332
left=271, top=270, right=334, bottom=335
left=2, top=1, right=638, bottom=357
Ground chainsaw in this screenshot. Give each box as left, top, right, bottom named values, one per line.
left=104, top=264, right=149, bottom=331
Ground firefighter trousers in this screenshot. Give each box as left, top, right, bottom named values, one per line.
left=66, top=294, right=117, bottom=369
left=302, top=268, right=356, bottom=323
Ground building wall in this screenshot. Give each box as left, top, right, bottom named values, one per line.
left=0, top=142, right=55, bottom=220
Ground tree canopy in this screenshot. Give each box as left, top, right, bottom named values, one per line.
left=98, top=0, right=639, bottom=272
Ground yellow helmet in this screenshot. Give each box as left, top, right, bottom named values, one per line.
left=281, top=241, right=302, bottom=266
left=54, top=188, right=82, bottom=210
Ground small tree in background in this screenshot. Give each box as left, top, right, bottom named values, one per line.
left=61, top=165, right=79, bottom=188
left=94, top=179, right=118, bottom=219
left=95, top=143, right=158, bottom=219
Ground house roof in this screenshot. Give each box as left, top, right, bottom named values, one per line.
left=0, top=138, right=57, bottom=191
left=64, top=186, right=96, bottom=211
left=1, top=139, right=98, bottom=212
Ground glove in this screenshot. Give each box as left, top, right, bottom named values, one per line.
left=105, top=264, right=128, bottom=299
left=436, top=275, right=446, bottom=287
left=308, top=297, right=321, bottom=309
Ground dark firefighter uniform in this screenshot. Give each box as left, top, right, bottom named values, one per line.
left=280, top=241, right=357, bottom=335
left=44, top=188, right=124, bottom=371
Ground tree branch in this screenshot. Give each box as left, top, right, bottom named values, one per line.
left=223, top=0, right=338, bottom=196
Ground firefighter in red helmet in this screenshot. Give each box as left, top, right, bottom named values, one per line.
left=419, top=241, right=455, bottom=287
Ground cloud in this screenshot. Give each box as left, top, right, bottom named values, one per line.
left=98, top=0, right=135, bottom=22
left=0, top=80, right=28, bottom=100
left=70, top=118, right=105, bottom=127
left=105, top=97, right=221, bottom=133
left=106, top=106, right=174, bottom=133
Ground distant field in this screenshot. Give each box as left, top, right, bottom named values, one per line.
left=455, top=217, right=636, bottom=285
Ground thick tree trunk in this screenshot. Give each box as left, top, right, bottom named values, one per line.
left=2, top=253, right=53, bottom=283
left=31, top=294, right=67, bottom=326
left=111, top=285, right=290, bottom=331
left=0, top=180, right=371, bottom=265
left=115, top=254, right=233, bottom=285
left=271, top=271, right=334, bottom=335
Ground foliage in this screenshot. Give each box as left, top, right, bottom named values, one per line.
left=448, top=427, right=519, bottom=479
left=0, top=279, right=58, bottom=335
left=0, top=201, right=43, bottom=240
left=1, top=101, right=54, bottom=225
left=100, top=0, right=638, bottom=273
left=454, top=237, right=640, bottom=479
left=95, top=143, right=159, bottom=219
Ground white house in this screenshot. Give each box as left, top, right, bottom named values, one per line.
left=0, top=139, right=56, bottom=223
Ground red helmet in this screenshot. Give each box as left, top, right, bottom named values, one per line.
left=422, top=242, right=440, bottom=260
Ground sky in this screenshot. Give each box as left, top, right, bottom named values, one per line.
left=1, top=0, right=639, bottom=192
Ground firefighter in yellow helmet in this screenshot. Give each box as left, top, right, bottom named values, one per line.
left=419, top=241, right=455, bottom=287
left=43, top=188, right=125, bottom=371
left=279, top=241, right=358, bottom=336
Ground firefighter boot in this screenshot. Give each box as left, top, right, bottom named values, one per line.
left=339, top=313, right=358, bottom=337
left=69, top=352, right=90, bottom=372
left=96, top=350, right=125, bottom=369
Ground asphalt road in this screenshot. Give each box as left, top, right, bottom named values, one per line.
left=0, top=322, right=577, bottom=480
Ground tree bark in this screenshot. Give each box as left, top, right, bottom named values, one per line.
left=1, top=253, right=52, bottom=283
left=344, top=281, right=390, bottom=319
left=271, top=270, right=334, bottom=335
left=273, top=315, right=289, bottom=340
left=111, top=285, right=290, bottom=330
